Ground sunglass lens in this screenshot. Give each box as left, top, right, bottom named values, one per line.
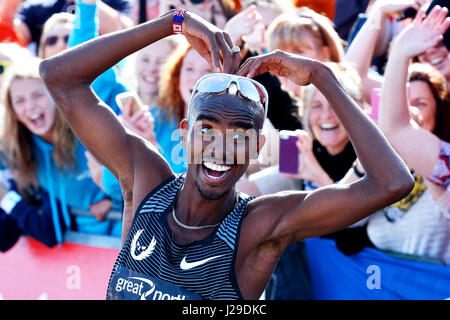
left=238, top=79, right=261, bottom=103
left=45, top=36, right=58, bottom=46
left=197, top=75, right=229, bottom=94
left=45, top=35, right=69, bottom=46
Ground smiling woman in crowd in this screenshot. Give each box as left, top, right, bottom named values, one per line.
left=0, top=58, right=121, bottom=243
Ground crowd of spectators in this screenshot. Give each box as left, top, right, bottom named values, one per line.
left=0, top=0, right=448, bottom=299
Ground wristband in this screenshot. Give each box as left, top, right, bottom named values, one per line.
left=0, top=190, right=22, bottom=214
left=172, top=8, right=187, bottom=35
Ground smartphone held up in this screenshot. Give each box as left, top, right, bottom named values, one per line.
left=279, top=130, right=299, bottom=175
left=115, top=91, right=147, bottom=114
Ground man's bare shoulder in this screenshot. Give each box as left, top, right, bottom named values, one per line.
left=238, top=190, right=309, bottom=249
left=245, top=190, right=309, bottom=218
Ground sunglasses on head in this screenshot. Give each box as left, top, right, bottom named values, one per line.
left=188, top=73, right=269, bottom=119
left=44, top=35, right=69, bottom=47
left=0, top=60, right=10, bottom=76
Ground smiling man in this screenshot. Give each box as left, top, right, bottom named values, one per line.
left=40, top=8, right=414, bottom=300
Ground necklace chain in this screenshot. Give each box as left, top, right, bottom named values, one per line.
left=171, top=208, right=221, bottom=230
left=172, top=192, right=239, bottom=231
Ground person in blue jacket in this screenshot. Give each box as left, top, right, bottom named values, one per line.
left=0, top=57, right=119, bottom=244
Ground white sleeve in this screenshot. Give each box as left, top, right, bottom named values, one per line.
left=0, top=191, right=22, bottom=214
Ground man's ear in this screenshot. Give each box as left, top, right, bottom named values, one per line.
left=180, top=119, right=189, bottom=147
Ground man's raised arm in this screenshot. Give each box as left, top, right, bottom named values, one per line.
left=238, top=50, right=414, bottom=247
left=39, top=8, right=241, bottom=191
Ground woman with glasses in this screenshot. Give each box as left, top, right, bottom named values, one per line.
left=38, top=12, right=74, bottom=59
left=40, top=7, right=413, bottom=300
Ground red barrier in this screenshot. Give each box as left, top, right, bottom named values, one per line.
left=0, top=236, right=119, bottom=300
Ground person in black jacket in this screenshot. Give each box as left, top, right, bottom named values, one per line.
left=0, top=178, right=69, bottom=251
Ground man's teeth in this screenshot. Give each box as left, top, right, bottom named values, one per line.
left=203, top=162, right=231, bottom=172
left=320, top=123, right=338, bottom=130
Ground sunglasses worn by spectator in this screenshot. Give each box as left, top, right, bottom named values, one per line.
left=0, top=60, right=10, bottom=76
left=189, top=73, right=269, bottom=119
left=45, top=35, right=69, bottom=47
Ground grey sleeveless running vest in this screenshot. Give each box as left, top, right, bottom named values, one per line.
left=106, top=174, right=254, bottom=300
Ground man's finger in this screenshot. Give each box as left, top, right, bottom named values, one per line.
left=208, top=33, right=222, bottom=73
left=248, top=59, right=265, bottom=78
left=223, top=32, right=241, bottom=74
left=216, top=32, right=233, bottom=73
left=237, top=57, right=255, bottom=76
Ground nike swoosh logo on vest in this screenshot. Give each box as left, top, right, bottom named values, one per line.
left=180, top=255, right=224, bottom=270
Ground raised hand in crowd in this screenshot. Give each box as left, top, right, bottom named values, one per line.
left=378, top=5, right=450, bottom=198
left=344, top=0, right=430, bottom=102
left=371, top=0, right=429, bottom=23
left=390, top=6, right=450, bottom=60
left=224, top=5, right=262, bottom=48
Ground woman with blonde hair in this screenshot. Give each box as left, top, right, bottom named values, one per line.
left=0, top=58, right=120, bottom=245
left=266, top=8, right=343, bottom=61
left=265, top=7, right=344, bottom=96
left=135, top=36, right=183, bottom=109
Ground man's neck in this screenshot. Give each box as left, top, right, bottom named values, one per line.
left=175, top=175, right=238, bottom=228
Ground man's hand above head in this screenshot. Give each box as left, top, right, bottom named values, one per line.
left=182, top=10, right=242, bottom=74
left=237, top=49, right=316, bottom=86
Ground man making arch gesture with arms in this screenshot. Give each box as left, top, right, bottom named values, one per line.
left=40, top=8, right=414, bottom=300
